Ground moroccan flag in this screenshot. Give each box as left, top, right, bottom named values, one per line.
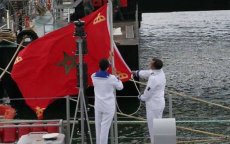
left=120, top=0, right=128, bottom=7
left=11, top=4, right=131, bottom=119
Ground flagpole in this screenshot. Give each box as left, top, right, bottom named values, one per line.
left=109, top=1, right=118, bottom=144
left=74, top=20, right=93, bottom=144
left=78, top=31, right=85, bottom=144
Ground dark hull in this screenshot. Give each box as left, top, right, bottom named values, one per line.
left=139, top=0, right=230, bottom=13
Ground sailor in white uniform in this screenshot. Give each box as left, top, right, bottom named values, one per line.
left=133, top=58, right=166, bottom=144
left=91, top=58, right=123, bottom=144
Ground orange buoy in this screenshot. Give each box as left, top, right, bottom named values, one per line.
left=0, top=104, right=16, bottom=119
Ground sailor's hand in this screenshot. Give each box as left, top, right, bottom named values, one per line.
left=138, top=93, right=142, bottom=101
left=131, top=70, right=137, bottom=77
left=112, top=67, right=117, bottom=75
left=131, top=70, right=136, bottom=75
left=115, top=74, right=120, bottom=80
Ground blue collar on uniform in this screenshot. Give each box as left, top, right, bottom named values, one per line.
left=95, top=70, right=109, bottom=78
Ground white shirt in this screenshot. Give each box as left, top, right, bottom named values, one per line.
left=91, top=72, right=123, bottom=112
left=139, top=69, right=166, bottom=110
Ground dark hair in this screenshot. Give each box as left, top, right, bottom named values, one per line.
left=152, top=58, right=163, bottom=70
left=99, top=58, right=110, bottom=71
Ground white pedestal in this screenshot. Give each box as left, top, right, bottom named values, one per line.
left=153, top=118, right=176, bottom=144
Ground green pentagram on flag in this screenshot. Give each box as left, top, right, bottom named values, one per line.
left=57, top=52, right=76, bottom=75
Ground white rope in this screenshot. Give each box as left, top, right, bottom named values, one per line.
left=129, top=79, right=146, bottom=86
left=116, top=76, right=142, bottom=116
left=130, top=75, right=141, bottom=94
left=1, top=39, right=26, bottom=48
left=0, top=67, right=11, bottom=75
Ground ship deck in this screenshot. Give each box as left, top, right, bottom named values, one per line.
left=113, top=21, right=139, bottom=46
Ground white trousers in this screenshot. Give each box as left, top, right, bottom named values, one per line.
left=146, top=108, right=164, bottom=144
left=95, top=110, right=115, bottom=144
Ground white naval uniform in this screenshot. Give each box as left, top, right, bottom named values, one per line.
left=91, top=71, right=123, bottom=144
left=138, top=69, right=166, bottom=144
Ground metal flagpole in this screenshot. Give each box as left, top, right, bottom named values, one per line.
left=66, top=96, right=71, bottom=144
left=108, top=1, right=118, bottom=144
left=74, top=20, right=93, bottom=144
left=77, top=31, right=85, bottom=144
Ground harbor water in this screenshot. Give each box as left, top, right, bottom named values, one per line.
left=131, top=10, right=230, bottom=143
left=140, top=10, right=230, bottom=116
left=76, top=10, right=230, bottom=144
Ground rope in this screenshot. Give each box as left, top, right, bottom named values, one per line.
left=116, top=77, right=142, bottom=116
left=177, top=137, right=230, bottom=143
left=89, top=103, right=144, bottom=121
left=1, top=39, right=26, bottom=48
left=168, top=90, right=230, bottom=111
left=130, top=76, right=141, bottom=94
left=176, top=119, right=230, bottom=123
left=129, top=79, right=146, bottom=86
left=0, top=38, right=25, bottom=80
left=0, top=67, right=11, bottom=75
left=176, top=126, right=227, bottom=137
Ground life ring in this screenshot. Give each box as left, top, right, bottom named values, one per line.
left=0, top=104, right=16, bottom=119
left=16, top=30, right=38, bottom=45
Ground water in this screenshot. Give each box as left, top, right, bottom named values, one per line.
left=136, top=10, right=230, bottom=143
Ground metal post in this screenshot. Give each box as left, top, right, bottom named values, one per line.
left=74, top=19, right=93, bottom=144
left=78, top=38, right=85, bottom=144
left=108, top=1, right=118, bottom=144
left=29, top=0, right=31, bottom=16
left=67, top=8, right=70, bottom=22
left=66, top=96, right=71, bottom=144
left=70, top=93, right=80, bottom=144
left=11, top=21, right=14, bottom=32
left=43, top=24, right=46, bottom=35
left=54, top=9, right=57, bottom=23
left=6, top=10, right=10, bottom=29
left=82, top=91, right=93, bottom=144
left=169, top=94, right=173, bottom=118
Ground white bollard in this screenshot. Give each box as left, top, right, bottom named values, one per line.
left=153, top=118, right=176, bottom=144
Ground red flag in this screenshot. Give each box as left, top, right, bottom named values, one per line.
left=12, top=23, right=77, bottom=119
left=120, top=0, right=128, bottom=7
left=82, top=3, right=131, bottom=84
left=11, top=4, right=131, bottom=119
